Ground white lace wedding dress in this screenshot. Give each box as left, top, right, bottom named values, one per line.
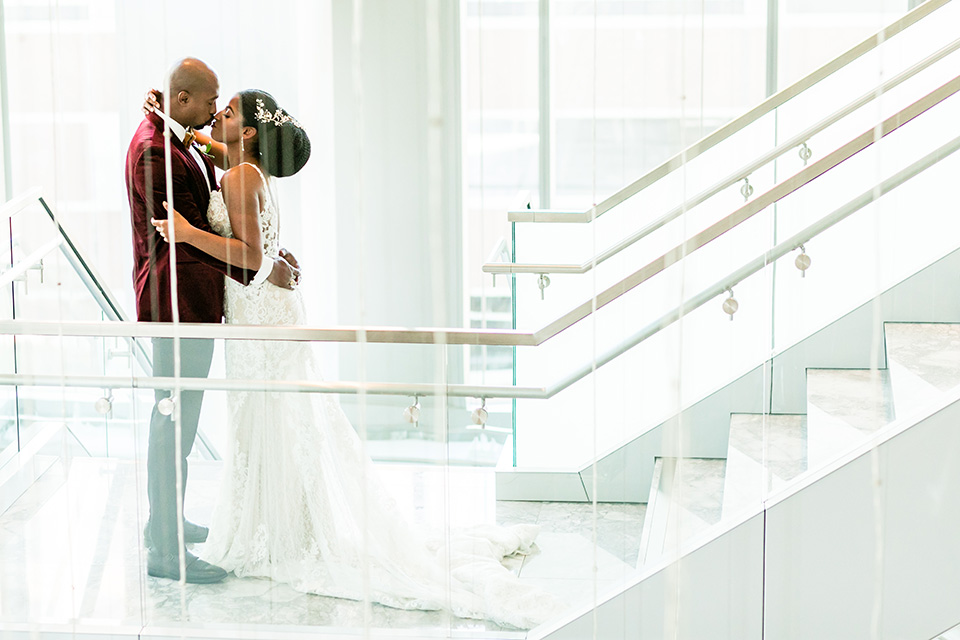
left=199, top=164, right=565, bottom=629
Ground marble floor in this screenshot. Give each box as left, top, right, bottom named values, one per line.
left=0, top=456, right=644, bottom=639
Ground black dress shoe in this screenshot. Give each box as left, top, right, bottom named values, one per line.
left=144, top=520, right=209, bottom=549
left=146, top=549, right=227, bottom=584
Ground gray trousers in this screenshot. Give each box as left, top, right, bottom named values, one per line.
left=145, top=337, right=214, bottom=554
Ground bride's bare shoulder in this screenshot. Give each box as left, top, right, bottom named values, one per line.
left=221, top=163, right=264, bottom=193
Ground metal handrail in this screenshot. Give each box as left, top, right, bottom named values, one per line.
left=508, top=0, right=951, bottom=225
left=9, top=195, right=221, bottom=457
left=526, top=75, right=958, bottom=344
left=36, top=197, right=152, bottom=374
left=1, top=73, right=956, bottom=354
left=0, top=186, right=40, bottom=219
left=0, top=237, right=61, bottom=288
left=484, top=36, right=960, bottom=275
left=0, top=319, right=539, bottom=346
left=484, top=237, right=511, bottom=283
left=0, top=373, right=546, bottom=400
left=3, top=127, right=958, bottom=402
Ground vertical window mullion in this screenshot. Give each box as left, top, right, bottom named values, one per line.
left=766, top=0, right=779, bottom=98
left=539, top=0, right=552, bottom=208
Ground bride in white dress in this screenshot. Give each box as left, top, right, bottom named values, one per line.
left=151, top=89, right=564, bottom=629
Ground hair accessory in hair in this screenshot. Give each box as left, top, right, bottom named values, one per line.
left=255, top=98, right=302, bottom=129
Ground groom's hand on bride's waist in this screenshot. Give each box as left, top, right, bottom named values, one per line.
left=266, top=248, right=301, bottom=290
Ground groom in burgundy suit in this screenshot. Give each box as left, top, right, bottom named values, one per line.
left=125, top=58, right=297, bottom=583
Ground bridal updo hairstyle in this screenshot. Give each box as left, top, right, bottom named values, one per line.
left=238, top=89, right=311, bottom=178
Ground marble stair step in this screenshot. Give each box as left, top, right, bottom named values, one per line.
left=721, top=413, right=806, bottom=520
left=885, top=322, right=960, bottom=419
left=805, top=368, right=895, bottom=470
left=637, top=456, right=725, bottom=568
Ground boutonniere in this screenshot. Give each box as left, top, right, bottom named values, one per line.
left=199, top=142, right=215, bottom=159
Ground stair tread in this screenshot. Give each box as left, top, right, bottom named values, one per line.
left=885, top=323, right=960, bottom=392
left=727, top=413, right=807, bottom=482
left=639, top=457, right=725, bottom=567
left=664, top=457, right=726, bottom=520
left=722, top=414, right=807, bottom=518
left=806, top=368, right=895, bottom=433
left=805, top=368, right=894, bottom=473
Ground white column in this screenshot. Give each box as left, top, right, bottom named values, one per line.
left=332, top=0, right=464, bottom=437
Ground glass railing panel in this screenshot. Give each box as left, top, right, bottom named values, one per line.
left=773, top=39, right=960, bottom=179
left=513, top=210, right=778, bottom=469
left=511, top=137, right=775, bottom=282
left=724, top=90, right=960, bottom=523
left=0, top=373, right=142, bottom=629
left=9, top=335, right=145, bottom=460
left=503, top=1, right=960, bottom=290
left=503, top=84, right=960, bottom=617
left=0, top=309, right=567, bottom=634
left=0, top=251, right=15, bottom=469
left=523, top=53, right=957, bottom=281
left=775, top=0, right=940, bottom=91
left=513, top=72, right=960, bottom=472
left=550, top=0, right=769, bottom=210
left=6, top=198, right=147, bottom=458
left=103, top=338, right=532, bottom=635
left=511, top=156, right=779, bottom=343
left=212, top=339, right=500, bottom=467
left=771, top=83, right=960, bottom=352
left=0, top=221, right=528, bottom=636
left=0, top=371, right=15, bottom=469
left=728, top=168, right=960, bottom=522
left=463, top=0, right=539, bottom=420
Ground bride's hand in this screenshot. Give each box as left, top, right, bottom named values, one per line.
left=151, top=202, right=194, bottom=243
left=143, top=88, right=162, bottom=115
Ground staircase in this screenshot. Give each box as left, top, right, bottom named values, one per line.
left=547, top=320, right=960, bottom=640
left=639, top=321, right=949, bottom=566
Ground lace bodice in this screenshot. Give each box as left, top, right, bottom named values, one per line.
left=206, top=163, right=303, bottom=330
left=207, top=163, right=279, bottom=256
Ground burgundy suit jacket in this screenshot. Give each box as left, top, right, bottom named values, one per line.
left=125, top=112, right=257, bottom=323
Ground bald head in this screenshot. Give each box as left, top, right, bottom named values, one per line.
left=169, top=58, right=217, bottom=95
left=165, top=58, right=219, bottom=129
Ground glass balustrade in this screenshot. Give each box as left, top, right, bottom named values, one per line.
left=512, top=92, right=960, bottom=464
left=500, top=43, right=960, bottom=635
left=736, top=89, right=960, bottom=517
left=504, top=0, right=960, bottom=277
left=0, top=193, right=530, bottom=635
left=509, top=0, right=960, bottom=477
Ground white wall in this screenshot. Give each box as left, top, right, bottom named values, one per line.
left=763, top=394, right=960, bottom=639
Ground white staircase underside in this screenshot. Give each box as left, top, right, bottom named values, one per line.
left=551, top=317, right=960, bottom=638
left=498, top=246, right=960, bottom=503
left=542, top=388, right=960, bottom=639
